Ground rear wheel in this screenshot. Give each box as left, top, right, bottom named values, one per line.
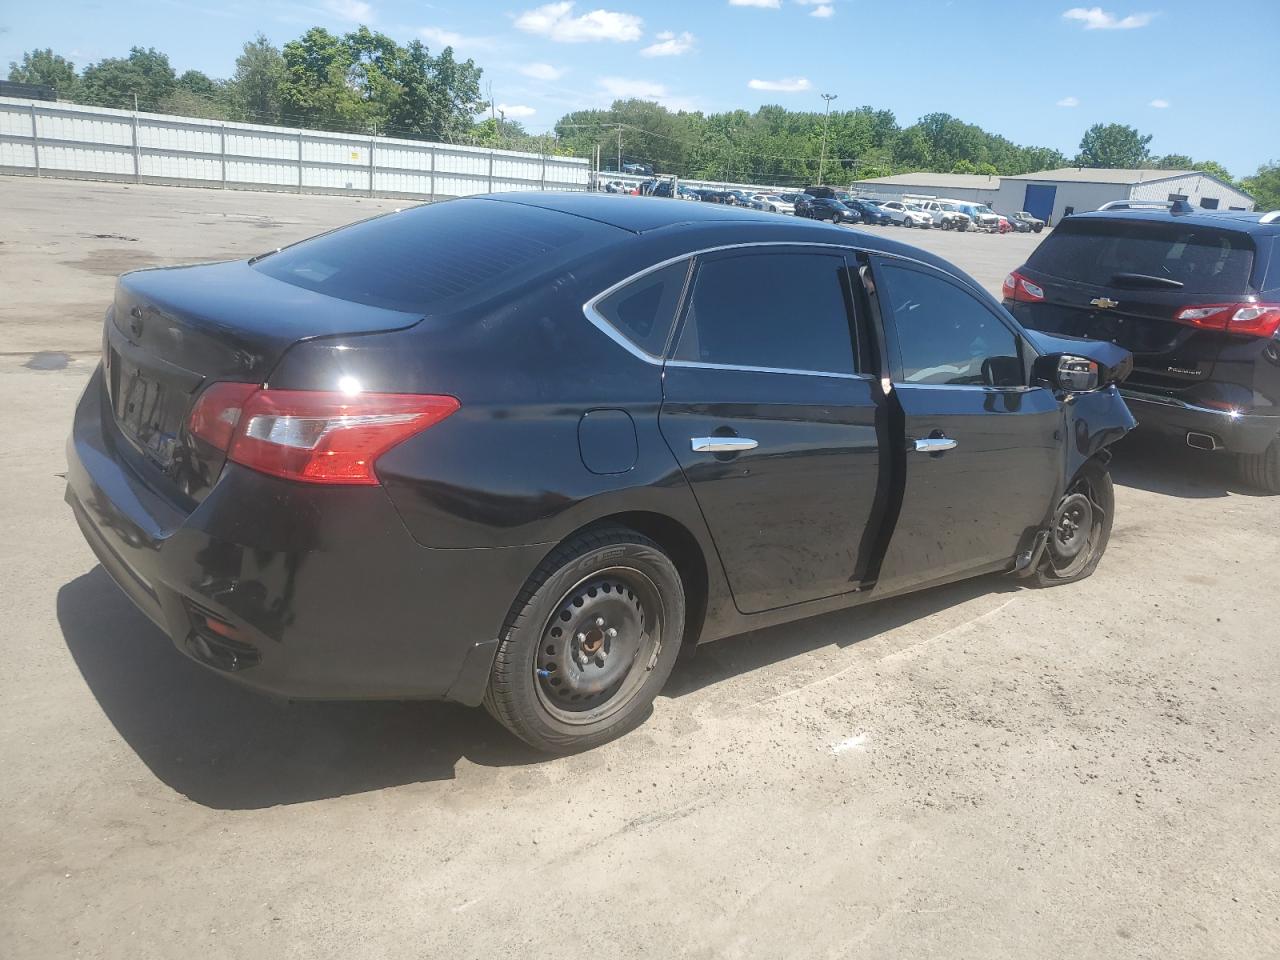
left=1031, top=461, right=1114, bottom=586
left=1238, top=435, right=1280, bottom=493
left=484, top=527, right=685, bottom=752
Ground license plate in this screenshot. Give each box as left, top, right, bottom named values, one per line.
left=114, top=358, right=181, bottom=465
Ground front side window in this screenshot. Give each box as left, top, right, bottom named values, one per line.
left=877, top=263, right=1022, bottom=387
left=673, top=252, right=856, bottom=374
left=593, top=260, right=689, bottom=357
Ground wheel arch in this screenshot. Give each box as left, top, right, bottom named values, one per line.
left=546, top=511, right=710, bottom=652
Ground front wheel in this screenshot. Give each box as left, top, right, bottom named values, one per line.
left=484, top=527, right=686, bottom=752
left=1030, top=461, right=1114, bottom=587
left=1238, top=435, right=1280, bottom=493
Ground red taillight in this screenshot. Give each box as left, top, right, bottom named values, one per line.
left=1002, top=270, right=1045, bottom=303
left=187, top=386, right=459, bottom=485
left=1173, top=302, right=1280, bottom=338
left=188, top=382, right=259, bottom=450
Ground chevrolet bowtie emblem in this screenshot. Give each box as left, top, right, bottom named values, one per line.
left=1090, top=297, right=1119, bottom=310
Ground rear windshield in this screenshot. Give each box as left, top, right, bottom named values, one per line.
left=1027, top=219, right=1256, bottom=296
left=252, top=198, right=608, bottom=313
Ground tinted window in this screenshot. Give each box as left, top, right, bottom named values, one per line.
left=674, top=253, right=856, bottom=374
left=878, top=264, right=1021, bottom=387
left=1027, top=219, right=1255, bottom=295
left=594, top=260, right=689, bottom=357
left=253, top=199, right=603, bottom=313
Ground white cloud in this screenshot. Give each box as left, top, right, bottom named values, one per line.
left=729, top=0, right=782, bottom=7
left=1056, top=95, right=1080, bottom=107
left=641, top=30, right=696, bottom=56
left=598, top=76, right=696, bottom=110
left=324, top=0, right=373, bottom=22
left=519, top=62, right=567, bottom=80
left=1062, top=7, right=1155, bottom=29
left=810, top=4, right=835, bottom=16
left=515, top=3, right=644, bottom=42
left=497, top=103, right=537, bottom=118
left=748, top=76, right=812, bottom=92
left=1149, top=98, right=1170, bottom=108
left=418, top=27, right=496, bottom=50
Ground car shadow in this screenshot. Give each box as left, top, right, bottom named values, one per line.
left=665, top=574, right=1016, bottom=698
left=61, top=562, right=1023, bottom=809
left=57, top=568, right=543, bottom=811
left=1108, top=432, right=1266, bottom=499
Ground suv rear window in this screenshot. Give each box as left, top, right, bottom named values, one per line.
left=1027, top=219, right=1256, bottom=296
left=253, top=198, right=606, bottom=313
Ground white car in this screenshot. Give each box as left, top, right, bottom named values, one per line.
left=750, top=193, right=795, bottom=215
left=877, top=200, right=934, bottom=228
left=912, top=199, right=972, bottom=231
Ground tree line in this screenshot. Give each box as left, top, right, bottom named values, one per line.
left=8, top=36, right=1278, bottom=206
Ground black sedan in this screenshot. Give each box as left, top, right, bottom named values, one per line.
left=846, top=198, right=893, bottom=225
left=66, top=193, right=1135, bottom=752
left=795, top=195, right=862, bottom=224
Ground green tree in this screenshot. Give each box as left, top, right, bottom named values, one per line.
left=81, top=47, right=176, bottom=110
left=1194, top=160, right=1235, bottom=184
left=388, top=41, right=483, bottom=141
left=229, top=34, right=285, bottom=124
left=1152, top=153, right=1194, bottom=169
left=1241, top=162, right=1280, bottom=211
left=1075, top=123, right=1152, bottom=168
left=8, top=48, right=81, bottom=99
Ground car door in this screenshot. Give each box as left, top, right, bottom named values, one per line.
left=658, top=246, right=889, bottom=614
left=866, top=256, right=1062, bottom=592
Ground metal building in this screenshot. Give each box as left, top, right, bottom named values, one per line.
left=852, top=167, right=1256, bottom=224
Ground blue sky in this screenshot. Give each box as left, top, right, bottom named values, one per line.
left=3, top=0, right=1277, bottom=176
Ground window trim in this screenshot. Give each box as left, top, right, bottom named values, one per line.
left=868, top=254, right=1030, bottom=391
left=670, top=245, right=863, bottom=378
left=583, top=240, right=989, bottom=374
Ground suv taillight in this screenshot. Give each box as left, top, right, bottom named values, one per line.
left=1002, top=270, right=1045, bottom=303
left=188, top=385, right=460, bottom=484
left=1173, top=302, right=1280, bottom=338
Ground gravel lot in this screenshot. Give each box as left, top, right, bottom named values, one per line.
left=1, top=176, right=1277, bottom=960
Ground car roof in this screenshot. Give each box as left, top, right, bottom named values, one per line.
left=473, top=191, right=983, bottom=285
left=1066, top=207, right=1280, bottom=235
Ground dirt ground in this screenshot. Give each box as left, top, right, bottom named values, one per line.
left=1, top=175, right=1277, bottom=960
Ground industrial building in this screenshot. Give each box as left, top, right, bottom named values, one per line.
left=852, top=168, right=1256, bottom=224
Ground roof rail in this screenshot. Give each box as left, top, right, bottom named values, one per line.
left=1260, top=210, right=1280, bottom=224
left=1097, top=198, right=1195, bottom=214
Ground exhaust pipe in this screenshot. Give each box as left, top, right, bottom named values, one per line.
left=1186, top=431, right=1220, bottom=451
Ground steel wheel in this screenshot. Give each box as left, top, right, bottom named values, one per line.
left=1037, top=464, right=1113, bottom=584
left=534, top=567, right=663, bottom=725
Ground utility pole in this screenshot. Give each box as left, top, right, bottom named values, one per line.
left=616, top=126, right=622, bottom=175
left=498, top=109, right=505, bottom=150
left=819, top=93, right=837, bottom=186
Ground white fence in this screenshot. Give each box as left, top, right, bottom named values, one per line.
left=0, top=97, right=591, bottom=200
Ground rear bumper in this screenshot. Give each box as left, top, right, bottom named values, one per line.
left=1120, top=388, right=1279, bottom=454
left=66, top=364, right=547, bottom=703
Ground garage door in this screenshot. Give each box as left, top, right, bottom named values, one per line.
left=1023, top=184, right=1056, bottom=222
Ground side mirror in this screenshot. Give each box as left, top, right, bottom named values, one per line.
left=1033, top=353, right=1101, bottom=392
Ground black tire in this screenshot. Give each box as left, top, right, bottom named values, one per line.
left=484, top=526, right=686, bottom=753
left=1030, top=460, right=1114, bottom=587
left=1238, top=435, right=1280, bottom=493
left=1034, top=225, right=1043, bottom=233
left=903, top=217, right=913, bottom=228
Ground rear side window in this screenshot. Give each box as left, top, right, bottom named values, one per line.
left=253, top=199, right=605, bottom=313
left=592, top=260, right=689, bottom=357
left=1027, top=219, right=1256, bottom=296
left=673, top=252, right=856, bottom=374
left=877, top=263, right=1022, bottom=387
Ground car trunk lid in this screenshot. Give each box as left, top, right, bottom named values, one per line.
left=105, top=260, right=423, bottom=504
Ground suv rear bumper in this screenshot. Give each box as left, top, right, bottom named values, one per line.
left=1121, top=388, right=1279, bottom=454
left=66, top=364, right=546, bottom=704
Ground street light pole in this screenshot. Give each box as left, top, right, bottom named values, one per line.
left=818, top=93, right=837, bottom=186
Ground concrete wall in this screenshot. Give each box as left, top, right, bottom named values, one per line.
left=0, top=97, right=590, bottom=200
